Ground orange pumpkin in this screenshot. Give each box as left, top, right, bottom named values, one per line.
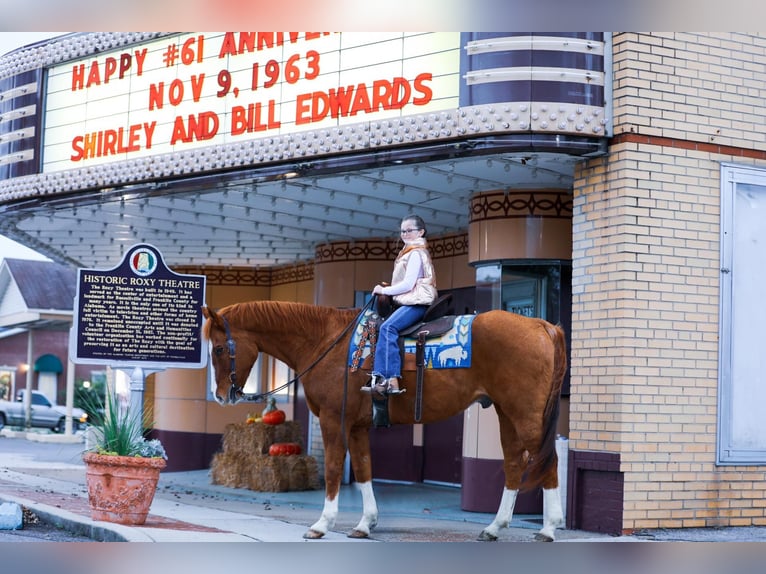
left=268, top=442, right=301, bottom=456
left=262, top=409, right=286, bottom=425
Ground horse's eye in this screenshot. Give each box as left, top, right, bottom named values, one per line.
left=214, top=346, right=224, bottom=356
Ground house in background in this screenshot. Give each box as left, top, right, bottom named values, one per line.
left=0, top=258, right=95, bottom=406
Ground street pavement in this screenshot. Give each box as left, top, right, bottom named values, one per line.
left=6, top=432, right=766, bottom=574
left=0, top=429, right=628, bottom=543
left=5, top=430, right=766, bottom=546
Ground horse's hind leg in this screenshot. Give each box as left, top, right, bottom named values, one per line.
left=478, top=414, right=525, bottom=541
left=346, top=425, right=378, bottom=538
left=534, top=466, right=564, bottom=542
left=478, top=487, right=519, bottom=541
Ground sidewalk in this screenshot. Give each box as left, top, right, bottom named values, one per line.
left=0, top=431, right=632, bottom=543
left=4, top=431, right=766, bottom=544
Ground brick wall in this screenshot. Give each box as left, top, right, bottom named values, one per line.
left=570, top=32, right=766, bottom=531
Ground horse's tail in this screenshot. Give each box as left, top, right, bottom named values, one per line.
left=525, top=321, right=567, bottom=488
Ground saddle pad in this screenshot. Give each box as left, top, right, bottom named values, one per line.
left=348, top=311, right=475, bottom=370
left=403, top=314, right=475, bottom=369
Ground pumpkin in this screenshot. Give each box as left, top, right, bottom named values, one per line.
left=268, top=442, right=302, bottom=456
left=262, top=409, right=286, bottom=425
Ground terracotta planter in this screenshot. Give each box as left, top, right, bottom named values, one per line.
left=82, top=451, right=167, bottom=525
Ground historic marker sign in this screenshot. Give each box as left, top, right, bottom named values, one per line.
left=71, top=243, right=207, bottom=368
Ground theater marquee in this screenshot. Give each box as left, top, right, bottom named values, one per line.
left=43, top=32, right=462, bottom=172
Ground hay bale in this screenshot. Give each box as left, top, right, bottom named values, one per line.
left=246, top=454, right=320, bottom=492
left=272, top=421, right=303, bottom=445
left=247, top=456, right=290, bottom=492
left=222, top=422, right=303, bottom=456
left=210, top=451, right=249, bottom=488
left=212, top=420, right=317, bottom=492
left=284, top=455, right=321, bottom=491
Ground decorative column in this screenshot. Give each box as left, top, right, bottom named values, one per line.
left=463, top=188, right=572, bottom=512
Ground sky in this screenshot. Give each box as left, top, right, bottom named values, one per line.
left=0, top=32, right=67, bottom=265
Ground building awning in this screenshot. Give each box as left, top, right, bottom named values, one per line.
left=34, top=353, right=63, bottom=373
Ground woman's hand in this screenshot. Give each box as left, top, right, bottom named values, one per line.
left=372, top=284, right=385, bottom=295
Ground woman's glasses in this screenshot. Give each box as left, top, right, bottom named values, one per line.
left=400, top=228, right=420, bottom=234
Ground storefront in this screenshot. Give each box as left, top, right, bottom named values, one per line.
left=4, top=32, right=765, bottom=534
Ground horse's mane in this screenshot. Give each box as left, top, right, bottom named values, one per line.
left=206, top=300, right=358, bottom=337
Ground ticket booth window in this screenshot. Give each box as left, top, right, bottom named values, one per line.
left=476, top=260, right=571, bottom=395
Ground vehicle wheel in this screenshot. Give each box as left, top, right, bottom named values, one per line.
left=55, top=417, right=66, bottom=434
left=0, top=413, right=5, bottom=430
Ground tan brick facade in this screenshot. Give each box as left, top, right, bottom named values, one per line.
left=570, top=32, right=766, bottom=531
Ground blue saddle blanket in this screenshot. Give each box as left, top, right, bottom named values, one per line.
left=348, top=310, right=476, bottom=369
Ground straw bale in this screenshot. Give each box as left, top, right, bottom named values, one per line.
left=212, top=420, right=317, bottom=492
left=246, top=454, right=320, bottom=492
left=222, top=421, right=303, bottom=455
left=248, top=456, right=290, bottom=492
left=210, top=451, right=249, bottom=488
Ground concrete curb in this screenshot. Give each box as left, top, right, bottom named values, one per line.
left=0, top=492, right=150, bottom=542
left=0, top=429, right=84, bottom=443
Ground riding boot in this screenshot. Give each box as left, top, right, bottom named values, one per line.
left=360, top=373, right=387, bottom=395
left=384, top=377, right=406, bottom=395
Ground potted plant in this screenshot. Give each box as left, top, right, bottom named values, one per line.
left=81, top=387, right=167, bottom=525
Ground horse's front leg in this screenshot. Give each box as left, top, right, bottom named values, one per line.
left=304, top=420, right=346, bottom=539
left=346, top=425, right=378, bottom=538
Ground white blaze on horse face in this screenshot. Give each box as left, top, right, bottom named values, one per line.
left=208, top=342, right=225, bottom=405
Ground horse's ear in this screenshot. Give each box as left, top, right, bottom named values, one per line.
left=201, top=306, right=220, bottom=324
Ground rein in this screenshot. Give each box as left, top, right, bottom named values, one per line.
left=220, top=298, right=375, bottom=404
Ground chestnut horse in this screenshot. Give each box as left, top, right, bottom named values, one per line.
left=202, top=301, right=567, bottom=541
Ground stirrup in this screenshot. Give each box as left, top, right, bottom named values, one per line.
left=360, top=374, right=386, bottom=395
left=384, top=378, right=406, bottom=396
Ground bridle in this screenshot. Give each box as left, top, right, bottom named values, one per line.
left=216, top=297, right=375, bottom=404
left=220, top=315, right=241, bottom=404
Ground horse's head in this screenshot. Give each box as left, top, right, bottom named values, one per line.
left=202, top=306, right=260, bottom=405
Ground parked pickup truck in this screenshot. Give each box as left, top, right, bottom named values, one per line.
left=0, top=390, right=88, bottom=433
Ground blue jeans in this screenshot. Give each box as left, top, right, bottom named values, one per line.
left=372, top=304, right=428, bottom=379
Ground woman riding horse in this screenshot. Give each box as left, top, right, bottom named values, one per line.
left=361, top=213, right=437, bottom=396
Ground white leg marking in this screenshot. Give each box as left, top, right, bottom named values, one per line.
left=481, top=488, right=518, bottom=539
left=351, top=481, right=379, bottom=535
left=309, top=495, right=338, bottom=535
left=537, top=487, right=565, bottom=541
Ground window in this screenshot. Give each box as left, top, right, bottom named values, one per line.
left=718, top=163, right=766, bottom=464
left=502, top=273, right=545, bottom=318
left=0, top=369, right=14, bottom=401
left=475, top=260, right=571, bottom=395
left=207, top=349, right=292, bottom=404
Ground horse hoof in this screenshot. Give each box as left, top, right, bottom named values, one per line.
left=303, top=529, right=325, bottom=539
left=477, top=530, right=498, bottom=542
left=534, top=532, right=554, bottom=542
left=347, top=529, right=369, bottom=539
